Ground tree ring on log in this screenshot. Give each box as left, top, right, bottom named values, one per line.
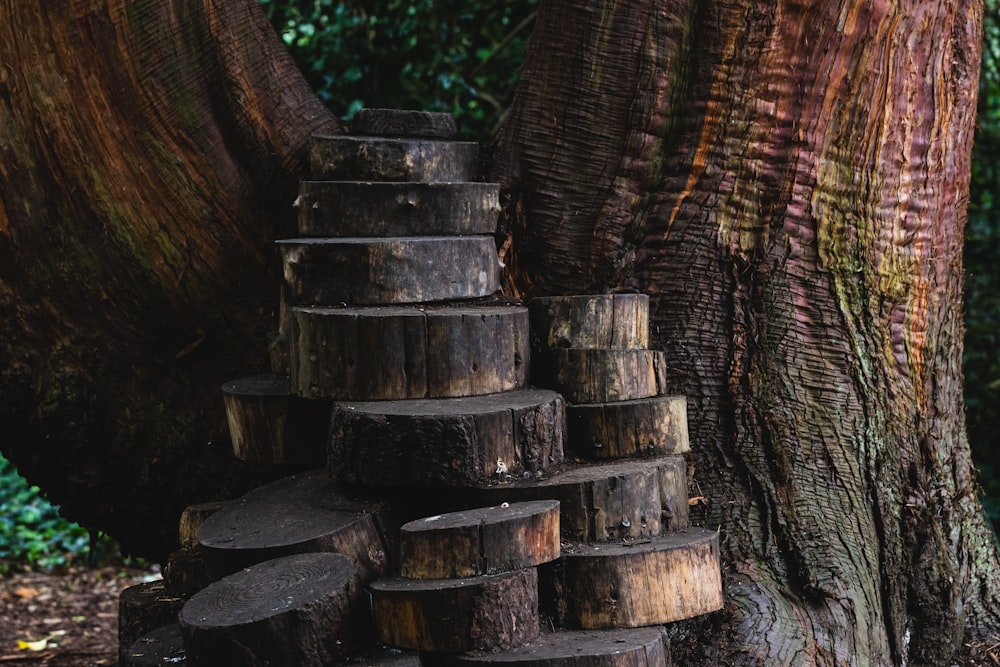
left=449, top=627, right=669, bottom=665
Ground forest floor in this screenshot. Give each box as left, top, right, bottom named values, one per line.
left=0, top=563, right=158, bottom=666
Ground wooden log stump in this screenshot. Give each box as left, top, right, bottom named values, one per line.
left=527, top=294, right=648, bottom=350
left=329, top=389, right=563, bottom=488
left=370, top=568, right=539, bottom=653
left=297, top=181, right=499, bottom=237
left=352, top=108, right=460, bottom=139
left=554, top=530, right=723, bottom=629
left=196, top=469, right=393, bottom=585
left=468, top=458, right=686, bottom=542
left=532, top=349, right=666, bottom=403
left=290, top=305, right=529, bottom=400
left=162, top=546, right=221, bottom=598
left=178, top=501, right=227, bottom=549
left=565, top=395, right=689, bottom=460
left=399, top=501, right=560, bottom=579
left=278, top=236, right=501, bottom=306
left=310, top=134, right=479, bottom=182
left=123, top=624, right=186, bottom=667
left=222, top=373, right=330, bottom=464
left=448, top=627, right=669, bottom=666
left=179, top=553, right=359, bottom=667
left=118, top=581, right=186, bottom=665
left=657, top=455, right=690, bottom=532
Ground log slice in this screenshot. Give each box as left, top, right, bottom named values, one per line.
left=310, top=134, right=479, bottom=182
left=449, top=627, right=669, bottom=666
left=123, top=624, right=186, bottom=667
left=532, top=349, right=667, bottom=403
left=565, top=395, right=688, bottom=460
left=527, top=294, right=648, bottom=350
left=118, top=581, right=185, bottom=665
left=352, top=108, right=460, bottom=139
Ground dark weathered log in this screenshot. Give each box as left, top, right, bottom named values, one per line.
left=555, top=530, right=723, bottom=629
left=291, top=305, right=529, bottom=400
left=565, top=395, right=688, bottom=460
left=196, top=469, right=393, bottom=584
left=449, top=627, right=669, bottom=666
left=468, top=458, right=686, bottom=542
left=123, top=624, right=186, bottom=667
left=179, top=552, right=358, bottom=667
left=278, top=236, right=501, bottom=306
left=370, top=568, right=539, bottom=653
left=399, top=500, right=560, bottom=579
left=178, top=501, right=228, bottom=549
left=222, top=373, right=330, bottom=464
left=297, top=181, right=500, bottom=237
left=310, top=135, right=479, bottom=182
left=118, top=581, right=186, bottom=665
left=352, top=108, right=460, bottom=139
left=527, top=294, right=649, bottom=350
left=657, top=455, right=690, bottom=532
left=532, top=349, right=666, bottom=403
left=330, top=389, right=564, bottom=488
left=162, top=546, right=222, bottom=598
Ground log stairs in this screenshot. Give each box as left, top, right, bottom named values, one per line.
left=118, top=109, right=724, bottom=666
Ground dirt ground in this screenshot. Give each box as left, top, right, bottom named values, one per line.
left=0, top=564, right=159, bottom=667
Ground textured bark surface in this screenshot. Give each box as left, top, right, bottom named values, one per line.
left=491, top=0, right=999, bottom=664
left=0, top=0, right=340, bottom=558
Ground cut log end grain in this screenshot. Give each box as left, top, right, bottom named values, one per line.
left=310, top=134, right=479, bottom=182
left=370, top=568, right=540, bottom=653
left=123, top=624, right=186, bottom=667
left=222, top=373, right=330, bottom=465
left=278, top=236, right=501, bottom=306
left=527, top=294, right=649, bottom=350
left=297, top=181, right=500, bottom=237
left=556, top=530, right=724, bottom=629
left=118, top=582, right=186, bottom=665
left=449, top=627, right=669, bottom=665
left=352, top=108, right=460, bottom=139
left=399, top=500, right=560, bottom=579
left=291, top=305, right=529, bottom=401
left=565, top=395, right=689, bottom=460
left=179, top=553, right=358, bottom=667
left=532, top=349, right=667, bottom=404
left=329, top=389, right=564, bottom=488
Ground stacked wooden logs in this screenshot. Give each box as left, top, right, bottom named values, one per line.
left=117, top=109, right=724, bottom=666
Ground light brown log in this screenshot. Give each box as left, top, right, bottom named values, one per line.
left=179, top=553, right=359, bottom=666
left=450, top=627, right=669, bottom=666
left=290, top=305, right=529, bottom=400
left=468, top=458, right=687, bottom=542
left=556, top=530, right=723, bottom=629
left=565, top=395, right=689, bottom=460
left=329, top=389, right=563, bottom=488
left=196, top=469, right=393, bottom=585
left=123, top=624, right=186, bottom=667
left=370, top=569, right=539, bottom=653
left=222, top=373, right=330, bottom=464
left=532, top=349, right=666, bottom=403
left=297, top=181, right=499, bottom=237
left=657, top=455, right=690, bottom=532
left=310, top=134, right=479, bottom=182
left=178, top=501, right=228, bottom=549
left=118, top=581, right=186, bottom=665
left=399, top=500, right=560, bottom=579
left=278, top=236, right=501, bottom=306
left=352, top=108, right=460, bottom=139
left=527, top=294, right=649, bottom=350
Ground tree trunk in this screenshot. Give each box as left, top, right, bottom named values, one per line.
left=490, top=0, right=1000, bottom=664
left=0, top=0, right=340, bottom=558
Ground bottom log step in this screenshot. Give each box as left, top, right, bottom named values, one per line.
left=445, top=627, right=668, bottom=666
left=122, top=624, right=186, bottom=666
left=179, top=553, right=358, bottom=667
left=117, top=580, right=185, bottom=665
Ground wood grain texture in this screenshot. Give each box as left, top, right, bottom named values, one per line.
left=399, top=500, right=560, bottom=579
left=178, top=501, right=227, bottom=549
left=565, top=395, right=688, bottom=460
left=278, top=236, right=501, bottom=306
left=123, top=624, right=186, bottom=667
left=310, top=135, right=479, bottom=182
left=118, top=582, right=186, bottom=666
left=329, top=389, right=563, bottom=488
left=555, top=530, right=723, bottom=629
left=297, top=181, right=500, bottom=237
left=290, top=305, right=529, bottom=400
left=533, top=349, right=667, bottom=403
left=179, top=553, right=358, bottom=666
left=449, top=627, right=669, bottom=665
left=370, top=568, right=539, bottom=653
left=527, top=294, right=649, bottom=350
left=352, top=108, right=459, bottom=139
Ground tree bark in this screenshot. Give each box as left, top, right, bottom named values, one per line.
left=491, top=0, right=1000, bottom=664
left=0, top=0, right=340, bottom=558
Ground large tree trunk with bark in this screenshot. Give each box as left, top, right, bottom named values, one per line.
left=490, top=0, right=1000, bottom=664
left=0, top=0, right=340, bottom=557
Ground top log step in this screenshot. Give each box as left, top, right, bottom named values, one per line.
left=352, top=108, right=459, bottom=139
left=528, top=294, right=649, bottom=350
left=310, top=134, right=479, bottom=182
